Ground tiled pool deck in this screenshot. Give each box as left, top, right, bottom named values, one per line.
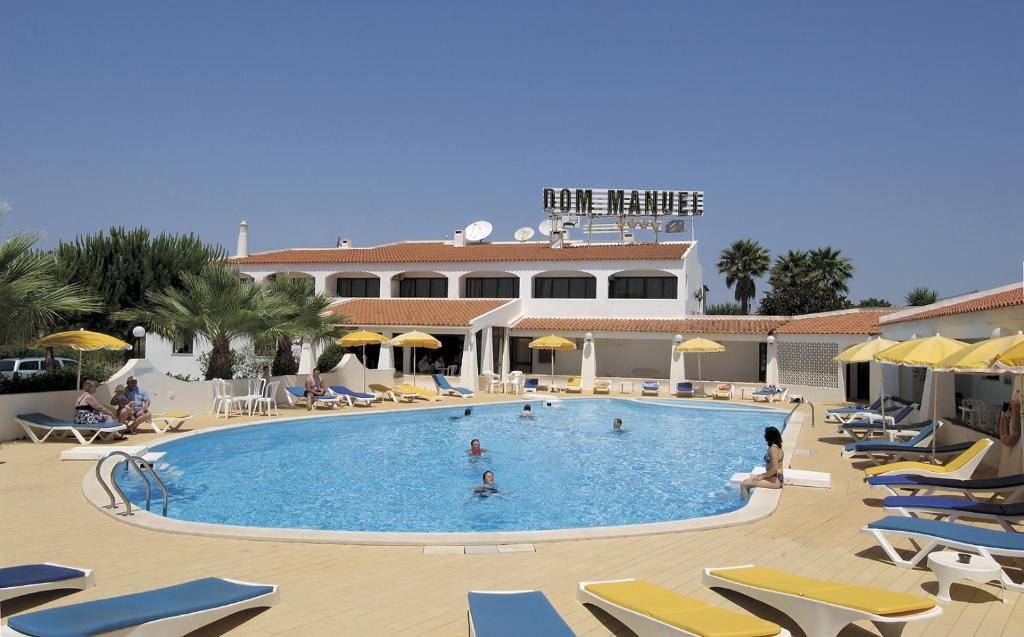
left=1, top=392, right=1021, bottom=636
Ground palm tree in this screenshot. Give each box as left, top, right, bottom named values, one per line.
left=260, top=275, right=344, bottom=375
left=116, top=262, right=288, bottom=379
left=716, top=239, right=770, bottom=314
left=808, top=247, right=854, bottom=294
left=906, top=287, right=939, bottom=306
left=0, top=202, right=99, bottom=346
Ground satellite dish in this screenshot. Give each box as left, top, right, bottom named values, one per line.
left=514, top=227, right=535, bottom=242
left=538, top=219, right=553, bottom=236
left=464, top=220, right=493, bottom=242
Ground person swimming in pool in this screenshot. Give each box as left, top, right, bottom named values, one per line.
left=520, top=404, right=533, bottom=418
left=474, top=470, right=499, bottom=496
left=612, top=418, right=624, bottom=433
left=466, top=438, right=487, bottom=456
left=449, top=406, right=474, bottom=420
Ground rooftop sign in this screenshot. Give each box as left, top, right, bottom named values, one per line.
left=543, top=187, right=703, bottom=216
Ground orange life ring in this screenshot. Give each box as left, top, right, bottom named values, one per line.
left=999, top=399, right=1021, bottom=446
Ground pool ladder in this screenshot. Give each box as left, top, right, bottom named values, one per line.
left=95, top=451, right=168, bottom=517
left=785, top=399, right=816, bottom=428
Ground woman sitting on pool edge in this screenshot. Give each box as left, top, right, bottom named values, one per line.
left=466, top=438, right=487, bottom=456
left=740, top=426, right=784, bottom=499
left=474, top=470, right=498, bottom=496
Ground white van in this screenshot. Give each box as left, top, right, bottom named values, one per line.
left=0, top=357, right=78, bottom=379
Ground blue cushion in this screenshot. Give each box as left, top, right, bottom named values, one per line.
left=468, top=591, right=576, bottom=637
left=329, top=386, right=374, bottom=399
left=8, top=577, right=274, bottom=637
left=455, top=387, right=473, bottom=395
left=0, top=564, right=85, bottom=590
left=867, top=473, right=1024, bottom=490
left=883, top=495, right=1003, bottom=515
left=867, top=516, right=1024, bottom=551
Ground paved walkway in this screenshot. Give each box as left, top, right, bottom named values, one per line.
left=1, top=392, right=1021, bottom=636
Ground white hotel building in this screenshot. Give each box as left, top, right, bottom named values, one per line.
left=148, top=220, right=904, bottom=404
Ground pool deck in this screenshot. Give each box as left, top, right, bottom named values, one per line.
left=2, top=391, right=1022, bottom=636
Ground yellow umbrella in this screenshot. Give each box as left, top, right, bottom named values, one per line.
left=996, top=340, right=1024, bottom=372
left=835, top=337, right=900, bottom=415
left=875, top=334, right=968, bottom=457
left=933, top=331, right=1024, bottom=372
left=529, top=335, right=577, bottom=391
left=674, top=336, right=725, bottom=383
left=338, top=330, right=389, bottom=392
left=32, top=329, right=132, bottom=390
left=390, top=331, right=441, bottom=389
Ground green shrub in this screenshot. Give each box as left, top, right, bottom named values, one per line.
left=317, top=344, right=345, bottom=372
left=0, top=363, right=116, bottom=394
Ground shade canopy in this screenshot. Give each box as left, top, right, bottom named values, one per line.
left=834, top=337, right=899, bottom=363
left=996, top=341, right=1024, bottom=372
left=338, top=330, right=389, bottom=347
left=874, top=334, right=968, bottom=367
left=32, top=330, right=132, bottom=352
left=390, top=331, right=441, bottom=349
left=528, top=335, right=577, bottom=350
left=674, top=337, right=725, bottom=353
left=933, top=331, right=1024, bottom=372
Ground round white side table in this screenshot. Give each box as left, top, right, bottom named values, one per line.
left=927, top=551, right=1005, bottom=602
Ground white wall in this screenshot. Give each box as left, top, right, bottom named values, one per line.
left=595, top=338, right=670, bottom=378
left=685, top=340, right=760, bottom=383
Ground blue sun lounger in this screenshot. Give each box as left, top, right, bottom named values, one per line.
left=674, top=381, right=694, bottom=397
left=522, top=378, right=539, bottom=393
left=882, top=495, right=1024, bottom=531
left=15, top=413, right=126, bottom=445
left=861, top=516, right=1024, bottom=591
left=868, top=472, right=1024, bottom=500
left=468, top=590, right=575, bottom=637
left=432, top=373, right=474, bottom=398
left=0, top=564, right=94, bottom=603
left=328, top=385, right=375, bottom=406
left=4, top=577, right=279, bottom=637
left=284, top=386, right=342, bottom=409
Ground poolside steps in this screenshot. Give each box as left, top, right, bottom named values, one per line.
left=730, top=467, right=831, bottom=489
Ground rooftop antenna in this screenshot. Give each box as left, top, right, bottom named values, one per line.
left=464, top=220, right=493, bottom=243
left=514, top=227, right=535, bottom=242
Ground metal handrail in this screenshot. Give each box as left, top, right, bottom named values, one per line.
left=94, top=452, right=168, bottom=516
left=785, top=399, right=816, bottom=428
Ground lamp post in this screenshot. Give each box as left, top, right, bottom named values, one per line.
left=132, top=326, right=146, bottom=359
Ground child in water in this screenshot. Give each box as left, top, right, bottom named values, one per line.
left=474, top=470, right=499, bottom=496
left=612, top=418, right=624, bottom=432
left=466, top=438, right=487, bottom=456
left=520, top=404, right=533, bottom=418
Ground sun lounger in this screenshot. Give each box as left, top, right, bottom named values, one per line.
left=3, top=576, right=279, bottom=637
left=432, top=373, right=474, bottom=398
left=868, top=472, right=1024, bottom=500
left=0, top=563, right=94, bottom=603
left=862, top=438, right=992, bottom=481
left=468, top=590, right=575, bottom=637
left=577, top=578, right=788, bottom=637
left=674, top=381, right=694, bottom=398
left=862, top=515, right=1024, bottom=590
left=838, top=404, right=922, bottom=440
left=751, top=386, right=788, bottom=403
left=369, top=383, right=416, bottom=402
left=15, top=413, right=126, bottom=445
left=565, top=377, right=582, bottom=393
left=328, top=385, right=376, bottom=407
left=593, top=379, right=611, bottom=394
left=826, top=396, right=908, bottom=424
left=712, top=383, right=733, bottom=400
left=522, top=378, right=539, bottom=393
left=393, top=383, right=440, bottom=401
left=148, top=411, right=193, bottom=433
left=641, top=381, right=660, bottom=396
left=847, top=440, right=974, bottom=465
left=284, top=386, right=342, bottom=409
left=882, top=495, right=1024, bottom=531
left=702, top=565, right=939, bottom=637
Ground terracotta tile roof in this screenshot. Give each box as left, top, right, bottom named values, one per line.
left=511, top=317, right=790, bottom=335
left=880, top=285, right=1023, bottom=325
left=327, top=299, right=510, bottom=327
left=230, top=241, right=691, bottom=265
left=773, top=309, right=895, bottom=335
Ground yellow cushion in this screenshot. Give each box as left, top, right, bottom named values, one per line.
left=652, top=606, right=780, bottom=637
left=808, top=585, right=935, bottom=616
left=159, top=411, right=190, bottom=419
left=567, top=378, right=581, bottom=386
left=709, top=567, right=842, bottom=597
left=584, top=581, right=705, bottom=615
left=941, top=439, right=988, bottom=471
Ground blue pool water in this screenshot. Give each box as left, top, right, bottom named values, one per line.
left=116, top=399, right=787, bottom=533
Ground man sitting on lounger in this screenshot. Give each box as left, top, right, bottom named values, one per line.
left=123, top=376, right=153, bottom=433
left=303, top=368, right=328, bottom=411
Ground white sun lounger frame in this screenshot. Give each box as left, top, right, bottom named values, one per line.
left=16, top=416, right=126, bottom=445
left=702, top=565, right=941, bottom=637
left=0, top=563, right=95, bottom=604
left=577, top=578, right=790, bottom=637
left=865, top=439, right=992, bottom=482
left=882, top=501, right=1022, bottom=532
left=1, top=579, right=279, bottom=637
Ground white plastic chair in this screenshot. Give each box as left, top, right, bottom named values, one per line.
left=485, top=372, right=503, bottom=394
left=253, top=381, right=280, bottom=416
left=506, top=371, right=523, bottom=395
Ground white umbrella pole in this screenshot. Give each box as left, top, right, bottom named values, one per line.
left=879, top=366, right=887, bottom=434
left=77, top=350, right=82, bottom=391
left=932, top=370, right=939, bottom=461
left=362, top=344, right=367, bottom=393
left=551, top=352, right=555, bottom=391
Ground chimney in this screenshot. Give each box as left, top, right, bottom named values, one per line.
left=337, top=238, right=351, bottom=249
left=453, top=229, right=465, bottom=247
left=236, top=219, right=249, bottom=257
left=550, top=229, right=564, bottom=249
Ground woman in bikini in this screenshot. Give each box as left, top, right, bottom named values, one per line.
left=740, top=426, right=784, bottom=499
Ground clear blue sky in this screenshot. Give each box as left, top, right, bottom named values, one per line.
left=2, top=2, right=1021, bottom=307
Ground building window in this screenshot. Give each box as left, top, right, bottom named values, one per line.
left=608, top=276, right=677, bottom=299
left=336, top=278, right=380, bottom=298
left=465, top=277, right=519, bottom=298
left=172, top=333, right=194, bottom=355
left=399, top=277, right=448, bottom=298
left=533, top=277, right=596, bottom=299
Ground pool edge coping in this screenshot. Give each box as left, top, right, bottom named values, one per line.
left=81, top=398, right=802, bottom=546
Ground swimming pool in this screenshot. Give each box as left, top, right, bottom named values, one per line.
left=115, top=399, right=787, bottom=534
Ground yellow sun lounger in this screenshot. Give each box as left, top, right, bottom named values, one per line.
left=150, top=412, right=193, bottom=434
left=369, top=384, right=416, bottom=403
left=593, top=379, right=611, bottom=394
left=565, top=377, right=582, bottom=393
left=393, top=384, right=440, bottom=401
left=702, top=565, right=940, bottom=637
left=863, top=438, right=992, bottom=480
left=578, top=578, right=788, bottom=637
